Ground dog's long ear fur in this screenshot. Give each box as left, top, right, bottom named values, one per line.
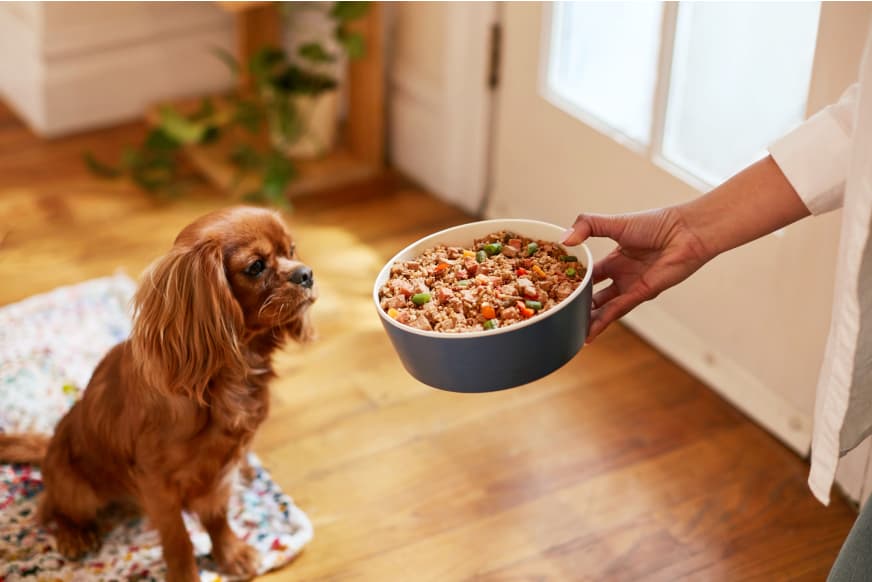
left=131, top=240, right=245, bottom=404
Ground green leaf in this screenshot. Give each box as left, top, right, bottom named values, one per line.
left=265, top=150, right=297, bottom=182
left=158, top=107, right=208, bottom=145
left=228, top=144, right=262, bottom=193
left=189, top=97, right=216, bottom=122
left=268, top=192, right=293, bottom=210
left=83, top=152, right=122, bottom=178
left=299, top=42, right=336, bottom=63
left=211, top=46, right=241, bottom=77
left=233, top=99, right=265, bottom=134
left=273, top=65, right=338, bottom=95
left=143, top=128, right=180, bottom=153
left=330, top=1, right=369, bottom=23
left=131, top=160, right=176, bottom=193
left=269, top=95, right=303, bottom=145
left=229, top=144, right=262, bottom=171
left=120, top=145, right=142, bottom=170
left=335, top=26, right=365, bottom=60
left=200, top=125, right=222, bottom=145
left=260, top=150, right=296, bottom=205
left=248, top=46, right=287, bottom=85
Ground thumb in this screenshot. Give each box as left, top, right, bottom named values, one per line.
left=562, top=213, right=627, bottom=246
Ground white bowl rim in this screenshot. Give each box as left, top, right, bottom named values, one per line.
left=372, top=218, right=594, bottom=340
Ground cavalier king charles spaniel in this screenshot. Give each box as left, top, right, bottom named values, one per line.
left=0, top=206, right=316, bottom=581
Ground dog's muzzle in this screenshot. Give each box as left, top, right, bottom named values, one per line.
left=289, top=266, right=314, bottom=289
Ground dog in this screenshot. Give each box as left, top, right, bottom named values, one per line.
left=0, top=206, right=316, bottom=581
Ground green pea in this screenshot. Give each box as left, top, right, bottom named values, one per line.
left=411, top=293, right=431, bottom=306
left=476, top=250, right=487, bottom=263
left=565, top=267, right=577, bottom=277
left=526, top=242, right=539, bottom=256
left=483, top=242, right=502, bottom=256
left=525, top=300, right=542, bottom=310
left=560, top=255, right=578, bottom=262
left=457, top=279, right=472, bottom=287
left=483, top=318, right=499, bottom=330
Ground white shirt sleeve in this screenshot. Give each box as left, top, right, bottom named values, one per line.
left=769, top=83, right=859, bottom=215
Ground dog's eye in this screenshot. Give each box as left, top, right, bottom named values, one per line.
left=245, top=259, right=266, bottom=277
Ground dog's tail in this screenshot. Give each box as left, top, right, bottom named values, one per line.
left=0, top=433, right=50, bottom=464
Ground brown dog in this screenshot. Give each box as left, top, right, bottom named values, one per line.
left=0, top=207, right=316, bottom=581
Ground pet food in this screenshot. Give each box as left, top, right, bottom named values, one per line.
left=379, top=231, right=585, bottom=332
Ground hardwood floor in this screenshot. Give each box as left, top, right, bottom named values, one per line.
left=0, top=100, right=858, bottom=581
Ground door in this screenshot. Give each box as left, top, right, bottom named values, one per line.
left=388, top=2, right=497, bottom=215
left=487, top=2, right=872, bottom=464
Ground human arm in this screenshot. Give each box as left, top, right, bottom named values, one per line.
left=564, top=156, right=807, bottom=341
left=563, top=83, right=859, bottom=342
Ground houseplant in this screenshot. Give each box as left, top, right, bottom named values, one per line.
left=85, top=1, right=369, bottom=207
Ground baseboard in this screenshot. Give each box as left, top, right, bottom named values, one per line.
left=622, top=305, right=813, bottom=455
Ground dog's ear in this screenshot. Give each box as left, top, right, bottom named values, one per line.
left=131, top=240, right=245, bottom=404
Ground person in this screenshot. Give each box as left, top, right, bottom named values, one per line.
left=561, top=29, right=871, bottom=581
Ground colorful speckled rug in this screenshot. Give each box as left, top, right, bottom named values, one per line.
left=0, top=274, right=313, bottom=581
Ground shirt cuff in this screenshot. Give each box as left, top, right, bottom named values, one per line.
left=769, top=110, right=852, bottom=215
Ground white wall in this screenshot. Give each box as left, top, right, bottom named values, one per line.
left=487, top=2, right=872, bottom=463
left=0, top=2, right=236, bottom=137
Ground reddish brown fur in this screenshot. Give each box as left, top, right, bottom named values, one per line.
left=0, top=207, right=315, bottom=581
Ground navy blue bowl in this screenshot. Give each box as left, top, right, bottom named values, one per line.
left=373, top=219, right=593, bottom=393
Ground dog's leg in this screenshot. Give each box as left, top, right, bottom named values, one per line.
left=141, top=496, right=199, bottom=582
left=40, top=494, right=102, bottom=559
left=239, top=450, right=256, bottom=484
left=39, top=455, right=104, bottom=559
left=192, top=484, right=259, bottom=579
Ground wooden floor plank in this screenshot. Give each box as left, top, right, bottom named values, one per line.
left=0, top=99, right=858, bottom=581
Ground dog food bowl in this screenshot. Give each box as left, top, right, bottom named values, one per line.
left=373, top=219, right=593, bottom=393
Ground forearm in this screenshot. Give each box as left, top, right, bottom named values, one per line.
left=676, top=155, right=811, bottom=260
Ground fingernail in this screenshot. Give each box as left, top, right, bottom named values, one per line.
left=561, top=227, right=575, bottom=243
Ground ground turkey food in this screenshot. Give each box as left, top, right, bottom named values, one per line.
left=379, top=231, right=586, bottom=333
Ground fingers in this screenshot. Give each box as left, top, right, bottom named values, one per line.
left=587, top=295, right=633, bottom=342
left=591, top=252, right=620, bottom=285
left=587, top=286, right=648, bottom=343
left=587, top=317, right=610, bottom=343
left=592, top=284, right=619, bottom=309
left=561, top=222, right=590, bottom=246
left=562, top=213, right=627, bottom=246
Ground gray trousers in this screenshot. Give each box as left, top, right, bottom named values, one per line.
left=829, top=501, right=872, bottom=581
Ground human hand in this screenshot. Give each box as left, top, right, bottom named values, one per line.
left=562, top=208, right=712, bottom=342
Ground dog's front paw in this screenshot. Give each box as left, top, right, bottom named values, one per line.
left=55, top=522, right=101, bottom=559
left=213, top=538, right=259, bottom=579
left=239, top=461, right=256, bottom=485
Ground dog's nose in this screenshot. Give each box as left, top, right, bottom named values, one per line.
left=289, top=266, right=314, bottom=288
